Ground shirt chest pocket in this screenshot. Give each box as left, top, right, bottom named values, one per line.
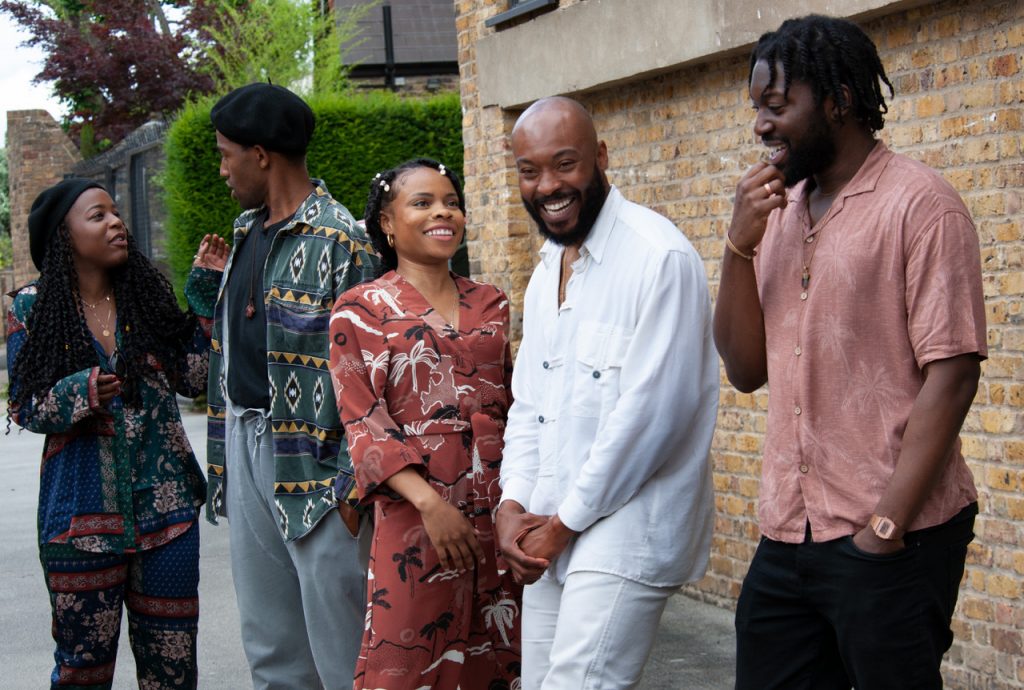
left=571, top=321, right=632, bottom=418
left=266, top=283, right=332, bottom=353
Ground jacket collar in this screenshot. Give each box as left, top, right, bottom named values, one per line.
left=232, top=178, right=331, bottom=241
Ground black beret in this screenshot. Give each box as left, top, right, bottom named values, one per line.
left=28, top=178, right=104, bottom=271
left=210, top=83, right=315, bottom=155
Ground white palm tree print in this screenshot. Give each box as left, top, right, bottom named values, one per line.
left=362, top=348, right=390, bottom=382
left=363, top=285, right=404, bottom=317
left=389, top=340, right=439, bottom=393
left=482, top=594, right=519, bottom=647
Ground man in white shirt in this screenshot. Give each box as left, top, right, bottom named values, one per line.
left=497, top=96, right=718, bottom=689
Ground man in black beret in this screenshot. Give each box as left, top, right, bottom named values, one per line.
left=203, top=82, right=381, bottom=689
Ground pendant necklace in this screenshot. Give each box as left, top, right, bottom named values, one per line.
left=800, top=187, right=839, bottom=294
left=444, top=280, right=460, bottom=328
left=245, top=225, right=259, bottom=319
left=558, top=250, right=575, bottom=305
left=800, top=232, right=822, bottom=298
left=82, top=293, right=114, bottom=337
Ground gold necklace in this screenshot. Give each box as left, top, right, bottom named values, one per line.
left=800, top=188, right=840, bottom=294
left=558, top=249, right=576, bottom=305
left=442, top=280, right=460, bottom=328
left=82, top=293, right=114, bottom=337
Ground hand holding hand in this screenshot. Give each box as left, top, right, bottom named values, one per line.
left=726, top=162, right=787, bottom=255
left=419, top=495, right=485, bottom=573
left=519, top=514, right=576, bottom=563
left=495, top=501, right=552, bottom=585
left=193, top=234, right=229, bottom=272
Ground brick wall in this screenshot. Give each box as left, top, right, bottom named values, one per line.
left=6, top=110, right=82, bottom=289
left=456, top=0, right=1024, bottom=687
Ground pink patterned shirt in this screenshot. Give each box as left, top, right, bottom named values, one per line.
left=755, top=141, right=986, bottom=543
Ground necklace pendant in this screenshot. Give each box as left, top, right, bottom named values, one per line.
left=245, top=300, right=256, bottom=319
left=102, top=328, right=111, bottom=337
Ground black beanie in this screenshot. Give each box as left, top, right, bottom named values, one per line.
left=28, top=178, right=104, bottom=271
left=210, top=83, right=315, bottom=155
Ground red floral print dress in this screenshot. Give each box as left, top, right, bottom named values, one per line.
left=329, top=271, right=521, bottom=690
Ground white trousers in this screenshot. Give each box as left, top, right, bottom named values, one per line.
left=522, top=569, right=677, bottom=690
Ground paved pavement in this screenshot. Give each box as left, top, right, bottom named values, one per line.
left=0, top=407, right=735, bottom=689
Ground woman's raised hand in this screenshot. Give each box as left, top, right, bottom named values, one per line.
left=193, top=234, right=229, bottom=272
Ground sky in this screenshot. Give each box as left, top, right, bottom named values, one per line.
left=0, top=12, right=64, bottom=144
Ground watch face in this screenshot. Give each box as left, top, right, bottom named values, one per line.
left=874, top=517, right=896, bottom=540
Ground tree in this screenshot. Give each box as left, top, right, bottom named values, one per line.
left=198, top=0, right=370, bottom=95
left=0, top=148, right=9, bottom=234
left=0, top=0, right=218, bottom=148
left=0, top=147, right=10, bottom=270
left=2, top=1, right=369, bottom=151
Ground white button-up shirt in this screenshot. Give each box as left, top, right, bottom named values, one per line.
left=501, top=186, right=718, bottom=587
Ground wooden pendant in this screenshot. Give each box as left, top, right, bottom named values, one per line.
left=245, top=299, right=256, bottom=319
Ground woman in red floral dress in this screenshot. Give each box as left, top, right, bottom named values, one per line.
left=329, top=159, right=521, bottom=689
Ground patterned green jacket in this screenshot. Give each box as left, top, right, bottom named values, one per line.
left=205, top=180, right=380, bottom=540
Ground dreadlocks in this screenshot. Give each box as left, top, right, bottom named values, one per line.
left=749, top=14, right=895, bottom=133
left=363, top=158, right=466, bottom=271
left=9, top=224, right=199, bottom=413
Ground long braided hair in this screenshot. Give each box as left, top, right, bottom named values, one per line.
left=8, top=220, right=199, bottom=417
left=750, top=15, right=895, bottom=133
left=363, top=158, right=466, bottom=271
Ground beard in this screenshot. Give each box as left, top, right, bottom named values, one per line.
left=781, top=111, right=836, bottom=188
left=523, top=165, right=608, bottom=247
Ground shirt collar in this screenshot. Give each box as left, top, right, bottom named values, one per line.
left=785, top=140, right=892, bottom=209
left=538, top=185, right=622, bottom=267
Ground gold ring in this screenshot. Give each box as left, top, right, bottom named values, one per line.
left=764, top=183, right=773, bottom=196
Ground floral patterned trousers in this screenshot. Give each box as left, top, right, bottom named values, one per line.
left=39, top=522, right=199, bottom=689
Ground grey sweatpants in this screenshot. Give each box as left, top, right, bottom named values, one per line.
left=225, top=405, right=369, bottom=690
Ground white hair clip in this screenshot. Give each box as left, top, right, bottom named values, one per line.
left=437, top=164, right=446, bottom=176
left=379, top=179, right=390, bottom=192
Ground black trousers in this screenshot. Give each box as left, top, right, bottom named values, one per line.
left=735, top=504, right=976, bottom=690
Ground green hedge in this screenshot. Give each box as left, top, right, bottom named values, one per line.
left=162, top=90, right=464, bottom=295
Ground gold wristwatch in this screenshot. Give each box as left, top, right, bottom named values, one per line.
left=869, top=514, right=903, bottom=541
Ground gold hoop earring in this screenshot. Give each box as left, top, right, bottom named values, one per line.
left=386, top=234, right=395, bottom=248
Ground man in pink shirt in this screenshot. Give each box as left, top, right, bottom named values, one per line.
left=714, top=15, right=986, bottom=690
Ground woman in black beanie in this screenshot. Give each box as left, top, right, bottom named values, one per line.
left=6, top=179, right=227, bottom=689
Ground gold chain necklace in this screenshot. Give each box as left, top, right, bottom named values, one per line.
left=800, top=187, right=841, bottom=293
left=82, top=293, right=114, bottom=337
left=443, top=281, right=460, bottom=328
left=558, top=249, right=576, bottom=305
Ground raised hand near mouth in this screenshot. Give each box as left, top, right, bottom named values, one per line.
left=726, top=161, right=787, bottom=258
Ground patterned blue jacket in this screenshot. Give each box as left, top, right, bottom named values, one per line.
left=205, top=180, right=380, bottom=540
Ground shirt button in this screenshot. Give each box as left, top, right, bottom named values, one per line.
left=542, top=361, right=549, bottom=369
left=794, top=406, right=802, bottom=415
left=592, top=371, right=601, bottom=379
left=806, top=236, right=815, bottom=243
left=800, top=291, right=808, bottom=301
left=799, top=464, right=809, bottom=473
left=794, top=346, right=802, bottom=356
left=538, top=415, right=545, bottom=423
